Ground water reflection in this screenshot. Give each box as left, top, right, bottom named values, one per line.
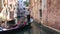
left=11, top=23, right=56, bottom=34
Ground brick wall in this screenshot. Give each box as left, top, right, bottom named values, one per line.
left=30, top=0, right=60, bottom=30
left=43, top=0, right=60, bottom=30
left=30, top=0, right=41, bottom=22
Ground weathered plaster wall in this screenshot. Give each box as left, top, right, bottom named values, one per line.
left=43, top=0, right=60, bottom=30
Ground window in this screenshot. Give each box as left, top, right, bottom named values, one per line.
left=23, top=8, right=25, bottom=10
left=39, top=9, right=42, bottom=17
left=18, top=4, right=19, bottom=6
left=10, top=4, right=12, bottom=7
left=14, top=8, right=15, bottom=10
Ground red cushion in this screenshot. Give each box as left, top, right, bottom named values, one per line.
left=18, top=20, right=21, bottom=25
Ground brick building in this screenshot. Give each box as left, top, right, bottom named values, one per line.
left=30, top=0, right=60, bottom=31
left=0, top=0, right=5, bottom=11
left=29, top=0, right=41, bottom=22
left=43, top=0, right=60, bottom=30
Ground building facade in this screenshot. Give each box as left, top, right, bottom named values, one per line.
left=43, top=0, right=60, bottom=30
left=30, top=0, right=41, bottom=22
left=18, top=0, right=25, bottom=9
left=0, top=0, right=5, bottom=11
left=30, top=0, right=60, bottom=31
left=0, top=0, right=18, bottom=28
left=18, top=0, right=25, bottom=17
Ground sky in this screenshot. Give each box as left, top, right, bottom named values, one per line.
left=23, top=0, right=26, bottom=1
left=23, top=0, right=29, bottom=2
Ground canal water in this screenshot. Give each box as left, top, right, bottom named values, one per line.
left=8, top=23, right=55, bottom=34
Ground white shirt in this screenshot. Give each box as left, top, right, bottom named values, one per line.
left=30, top=18, right=33, bottom=22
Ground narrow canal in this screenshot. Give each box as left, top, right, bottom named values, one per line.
left=7, top=23, right=56, bottom=34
